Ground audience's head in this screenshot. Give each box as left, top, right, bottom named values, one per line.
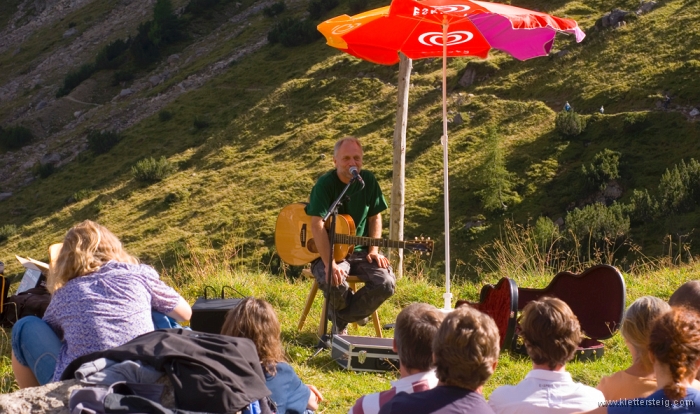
left=221, top=297, right=285, bottom=375
left=620, top=296, right=671, bottom=369
left=520, top=297, right=581, bottom=369
left=432, top=306, right=500, bottom=391
left=669, top=281, right=700, bottom=314
left=648, top=307, right=700, bottom=400
left=50, top=220, right=138, bottom=292
left=395, top=303, right=445, bottom=372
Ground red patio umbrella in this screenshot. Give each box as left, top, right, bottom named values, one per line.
left=318, top=0, right=585, bottom=309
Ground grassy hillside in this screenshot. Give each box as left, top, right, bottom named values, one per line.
left=0, top=0, right=699, bottom=282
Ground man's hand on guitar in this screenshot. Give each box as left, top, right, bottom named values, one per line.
left=367, top=251, right=390, bottom=269
left=327, top=262, right=347, bottom=286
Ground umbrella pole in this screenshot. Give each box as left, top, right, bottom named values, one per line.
left=441, top=20, right=452, bottom=311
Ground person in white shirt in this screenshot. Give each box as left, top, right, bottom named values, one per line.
left=349, top=303, right=445, bottom=414
left=488, top=297, right=605, bottom=414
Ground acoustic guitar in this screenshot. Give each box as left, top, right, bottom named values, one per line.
left=275, top=203, right=433, bottom=266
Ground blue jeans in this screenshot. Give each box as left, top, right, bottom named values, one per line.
left=11, top=316, right=62, bottom=385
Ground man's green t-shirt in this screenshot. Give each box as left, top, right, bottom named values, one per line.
left=305, top=169, right=388, bottom=250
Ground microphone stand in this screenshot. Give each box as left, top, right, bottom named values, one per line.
left=310, top=176, right=358, bottom=358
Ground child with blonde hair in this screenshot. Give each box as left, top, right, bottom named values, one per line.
left=221, top=297, right=323, bottom=414
left=11, top=220, right=191, bottom=387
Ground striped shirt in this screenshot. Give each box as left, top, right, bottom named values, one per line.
left=349, top=370, right=438, bottom=414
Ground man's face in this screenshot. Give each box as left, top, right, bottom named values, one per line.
left=333, top=141, right=363, bottom=183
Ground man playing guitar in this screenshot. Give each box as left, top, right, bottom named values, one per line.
left=306, top=136, right=396, bottom=335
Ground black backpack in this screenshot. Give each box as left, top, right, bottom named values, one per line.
left=0, top=284, right=51, bottom=328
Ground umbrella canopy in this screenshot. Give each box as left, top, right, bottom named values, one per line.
left=318, top=0, right=585, bottom=309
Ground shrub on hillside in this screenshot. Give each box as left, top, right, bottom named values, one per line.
left=268, top=17, right=322, bottom=47
left=131, top=22, right=161, bottom=66
left=0, top=125, right=34, bottom=150
left=34, top=162, right=55, bottom=178
left=56, top=63, right=96, bottom=97
left=0, top=224, right=18, bottom=243
left=72, top=188, right=94, bottom=202
left=263, top=1, right=286, bottom=17
left=87, top=130, right=122, bottom=154
left=533, top=216, right=560, bottom=249
left=132, top=156, right=176, bottom=182
left=193, top=116, right=210, bottom=129
left=627, top=188, right=659, bottom=223
left=658, top=159, right=700, bottom=213
left=581, top=149, right=621, bottom=191
left=555, top=110, right=586, bottom=136
left=307, top=0, right=339, bottom=20
left=112, top=70, right=135, bottom=86
left=95, top=39, right=129, bottom=71
left=159, top=110, right=173, bottom=122
left=565, top=202, right=630, bottom=246
left=184, top=0, right=220, bottom=16
left=149, top=0, right=184, bottom=46
left=623, top=112, right=649, bottom=133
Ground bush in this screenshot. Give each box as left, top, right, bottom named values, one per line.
left=149, top=0, right=184, bottom=46
left=130, top=22, right=160, bottom=66
left=165, top=188, right=190, bottom=204
left=268, top=17, right=322, bottom=47
left=87, top=130, right=122, bottom=154
left=112, top=70, right=135, bottom=86
left=348, top=0, right=369, bottom=14
left=132, top=156, right=176, bottom=182
left=0, top=224, right=18, bottom=243
left=34, top=162, right=55, bottom=178
left=0, top=126, right=34, bottom=150
left=623, top=112, right=649, bottom=133
left=94, top=38, right=129, bottom=71
left=56, top=63, right=96, bottom=97
left=627, top=188, right=659, bottom=223
left=581, top=149, right=621, bottom=191
left=159, top=110, right=173, bottom=122
left=307, top=0, right=339, bottom=20
left=533, top=216, right=559, bottom=249
left=565, top=203, right=630, bottom=245
left=193, top=116, right=210, bottom=129
left=72, top=188, right=94, bottom=202
left=555, top=110, right=586, bottom=136
left=263, top=1, right=286, bottom=17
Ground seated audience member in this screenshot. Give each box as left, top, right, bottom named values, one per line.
left=578, top=307, right=700, bottom=414
left=378, top=306, right=500, bottom=414
left=221, top=297, right=323, bottom=414
left=11, top=220, right=191, bottom=388
left=670, top=280, right=700, bottom=383
left=669, top=281, right=700, bottom=313
left=349, top=303, right=445, bottom=414
left=598, top=296, right=676, bottom=399
left=489, top=297, right=604, bottom=414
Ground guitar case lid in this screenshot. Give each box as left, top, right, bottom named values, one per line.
left=517, top=264, right=626, bottom=341
left=456, top=277, right=518, bottom=351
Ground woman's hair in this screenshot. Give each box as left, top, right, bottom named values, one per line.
left=621, top=296, right=671, bottom=370
left=49, top=220, right=138, bottom=293
left=520, top=297, right=581, bottom=369
left=220, top=297, right=285, bottom=375
left=649, top=307, right=700, bottom=400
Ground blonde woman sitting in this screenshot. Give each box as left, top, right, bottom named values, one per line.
left=11, top=220, right=191, bottom=388
left=221, top=297, right=323, bottom=414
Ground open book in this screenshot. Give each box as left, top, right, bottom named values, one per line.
left=15, top=255, right=49, bottom=293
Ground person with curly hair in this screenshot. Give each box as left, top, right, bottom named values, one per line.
left=378, top=305, right=500, bottom=414
left=489, top=297, right=604, bottom=413
left=11, top=220, right=191, bottom=388
left=221, top=297, right=323, bottom=414
left=578, top=306, right=700, bottom=413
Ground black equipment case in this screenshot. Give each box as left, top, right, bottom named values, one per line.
left=190, top=286, right=244, bottom=334
left=331, top=335, right=399, bottom=373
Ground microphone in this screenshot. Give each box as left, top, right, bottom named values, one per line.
left=349, top=166, right=365, bottom=188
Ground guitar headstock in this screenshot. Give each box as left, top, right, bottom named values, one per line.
left=406, top=237, right=433, bottom=254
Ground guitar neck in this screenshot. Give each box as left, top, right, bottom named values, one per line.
left=334, top=234, right=410, bottom=250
